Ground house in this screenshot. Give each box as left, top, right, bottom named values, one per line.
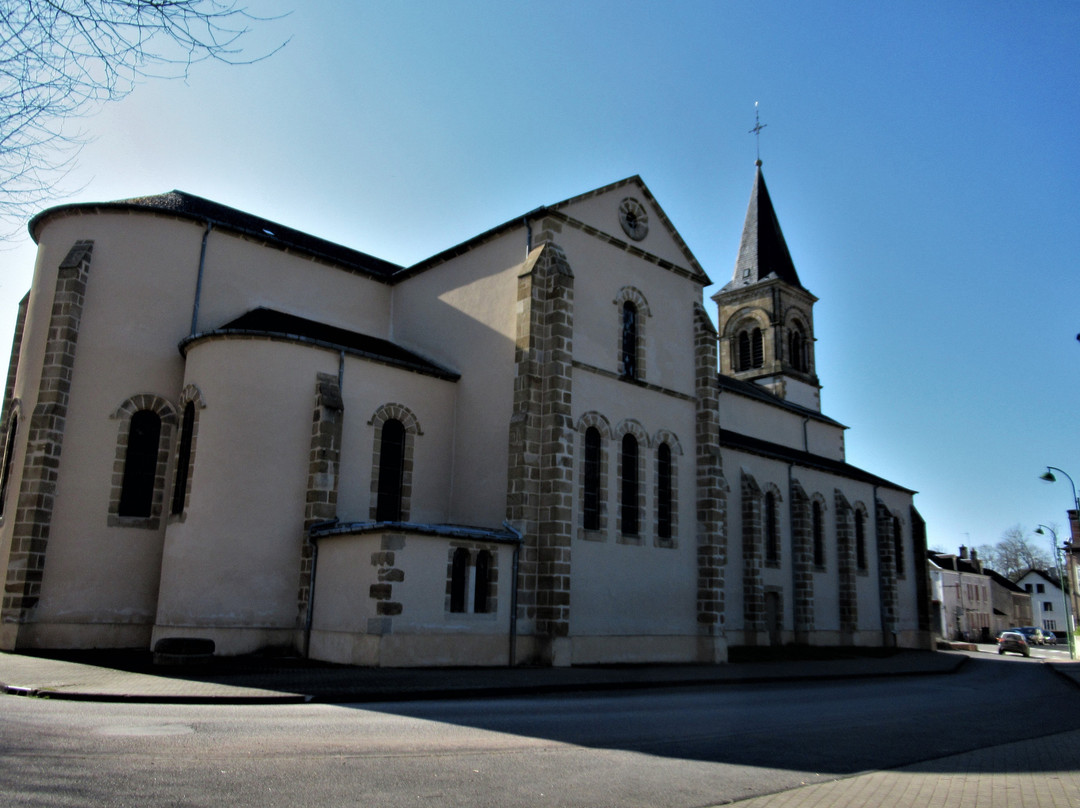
left=1016, top=569, right=1070, bottom=638
left=928, top=548, right=994, bottom=641
left=0, top=165, right=931, bottom=666
left=985, top=568, right=1032, bottom=637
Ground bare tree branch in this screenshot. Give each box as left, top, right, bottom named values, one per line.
left=0, top=0, right=287, bottom=236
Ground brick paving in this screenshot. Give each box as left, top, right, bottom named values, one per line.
left=724, top=729, right=1080, bottom=808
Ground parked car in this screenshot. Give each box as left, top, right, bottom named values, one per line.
left=1014, top=626, right=1045, bottom=645
left=1043, top=630, right=1058, bottom=645
left=997, top=631, right=1031, bottom=657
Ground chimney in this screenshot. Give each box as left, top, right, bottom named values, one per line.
left=959, top=545, right=968, bottom=560
left=970, top=548, right=982, bottom=573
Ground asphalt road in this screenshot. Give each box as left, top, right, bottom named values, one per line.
left=2, top=655, right=1078, bottom=808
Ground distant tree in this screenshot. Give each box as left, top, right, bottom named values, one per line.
left=0, top=1, right=285, bottom=234
left=979, top=525, right=1053, bottom=581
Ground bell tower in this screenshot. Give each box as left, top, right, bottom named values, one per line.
left=713, top=162, right=821, bottom=410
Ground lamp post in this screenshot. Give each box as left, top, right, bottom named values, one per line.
left=1040, top=467, right=1080, bottom=647
left=1036, top=525, right=1076, bottom=660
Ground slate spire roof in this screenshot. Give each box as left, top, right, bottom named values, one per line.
left=725, top=163, right=804, bottom=291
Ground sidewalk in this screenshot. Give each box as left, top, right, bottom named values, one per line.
left=0, top=647, right=978, bottom=704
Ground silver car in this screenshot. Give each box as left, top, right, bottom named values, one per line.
left=997, top=631, right=1031, bottom=657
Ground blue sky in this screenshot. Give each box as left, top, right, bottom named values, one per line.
left=2, top=1, right=1078, bottom=554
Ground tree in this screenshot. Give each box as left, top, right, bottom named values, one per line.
left=0, top=1, right=285, bottom=234
left=976, top=525, right=1053, bottom=581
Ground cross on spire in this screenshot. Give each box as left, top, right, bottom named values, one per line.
left=749, top=101, right=766, bottom=165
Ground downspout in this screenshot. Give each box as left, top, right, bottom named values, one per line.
left=503, top=520, right=523, bottom=667
left=524, top=216, right=533, bottom=257
left=788, top=462, right=796, bottom=641
left=802, top=415, right=810, bottom=453
left=189, top=222, right=213, bottom=337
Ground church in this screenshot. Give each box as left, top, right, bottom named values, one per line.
left=0, top=164, right=931, bottom=666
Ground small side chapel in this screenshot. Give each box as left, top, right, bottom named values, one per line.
left=0, top=163, right=931, bottom=666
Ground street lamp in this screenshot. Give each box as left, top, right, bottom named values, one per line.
left=1039, top=466, right=1080, bottom=652
left=1036, top=525, right=1076, bottom=660
left=1040, top=467, right=1080, bottom=513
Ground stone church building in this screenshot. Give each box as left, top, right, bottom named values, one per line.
left=0, top=165, right=931, bottom=666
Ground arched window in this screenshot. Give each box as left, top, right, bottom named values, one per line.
left=118, top=410, right=161, bottom=518
left=657, top=442, right=672, bottom=540
left=376, top=418, right=406, bottom=522
left=621, top=433, right=640, bottom=536
left=583, top=427, right=601, bottom=531
left=474, top=550, right=492, bottom=614
left=621, top=301, right=638, bottom=379
left=812, top=500, right=825, bottom=568
left=765, top=490, right=779, bottom=563
left=170, top=401, right=196, bottom=516
left=450, top=548, right=469, bottom=613
left=751, top=327, right=764, bottom=368
left=893, top=515, right=905, bottom=575
left=0, top=413, right=18, bottom=518
left=737, top=331, right=750, bottom=371
left=855, top=509, right=867, bottom=571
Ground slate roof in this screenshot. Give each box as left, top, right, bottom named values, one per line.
left=181, top=308, right=459, bottom=381
left=722, top=164, right=805, bottom=292
left=719, top=428, right=914, bottom=493
left=717, top=372, right=844, bottom=428
left=31, top=190, right=403, bottom=281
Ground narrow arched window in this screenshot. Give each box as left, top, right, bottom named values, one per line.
left=376, top=418, right=406, bottom=522
left=621, top=433, right=639, bottom=536
left=171, top=401, right=195, bottom=516
left=737, top=331, right=751, bottom=371
left=450, top=547, right=469, bottom=613
left=893, top=515, right=905, bottom=575
left=812, top=500, right=825, bottom=568
left=855, top=510, right=867, bottom=571
left=751, top=328, right=764, bottom=368
left=474, top=550, right=492, bottom=614
left=657, top=442, right=672, bottom=540
left=0, top=413, right=17, bottom=517
left=765, top=490, right=779, bottom=563
left=583, top=427, right=601, bottom=531
left=621, top=302, right=638, bottom=379
left=118, top=410, right=161, bottom=518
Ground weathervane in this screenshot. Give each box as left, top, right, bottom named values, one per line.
left=749, top=101, right=766, bottom=165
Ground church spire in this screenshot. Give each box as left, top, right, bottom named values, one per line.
left=713, top=162, right=821, bottom=410
left=728, top=164, right=804, bottom=291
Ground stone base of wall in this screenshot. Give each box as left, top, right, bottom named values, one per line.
left=733, top=628, right=928, bottom=650
left=310, top=628, right=512, bottom=667
left=560, top=634, right=724, bottom=665
left=10, top=621, right=152, bottom=650
left=149, top=625, right=297, bottom=657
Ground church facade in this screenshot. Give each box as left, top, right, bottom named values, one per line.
left=0, top=168, right=931, bottom=666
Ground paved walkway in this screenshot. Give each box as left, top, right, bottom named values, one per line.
left=0, top=648, right=975, bottom=703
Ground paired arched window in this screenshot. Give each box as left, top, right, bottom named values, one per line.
left=620, top=433, right=640, bottom=536
left=376, top=418, right=406, bottom=522
left=736, top=327, right=764, bottom=371
left=118, top=410, right=162, bottom=518
left=583, top=427, right=602, bottom=531
left=449, top=547, right=493, bottom=614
